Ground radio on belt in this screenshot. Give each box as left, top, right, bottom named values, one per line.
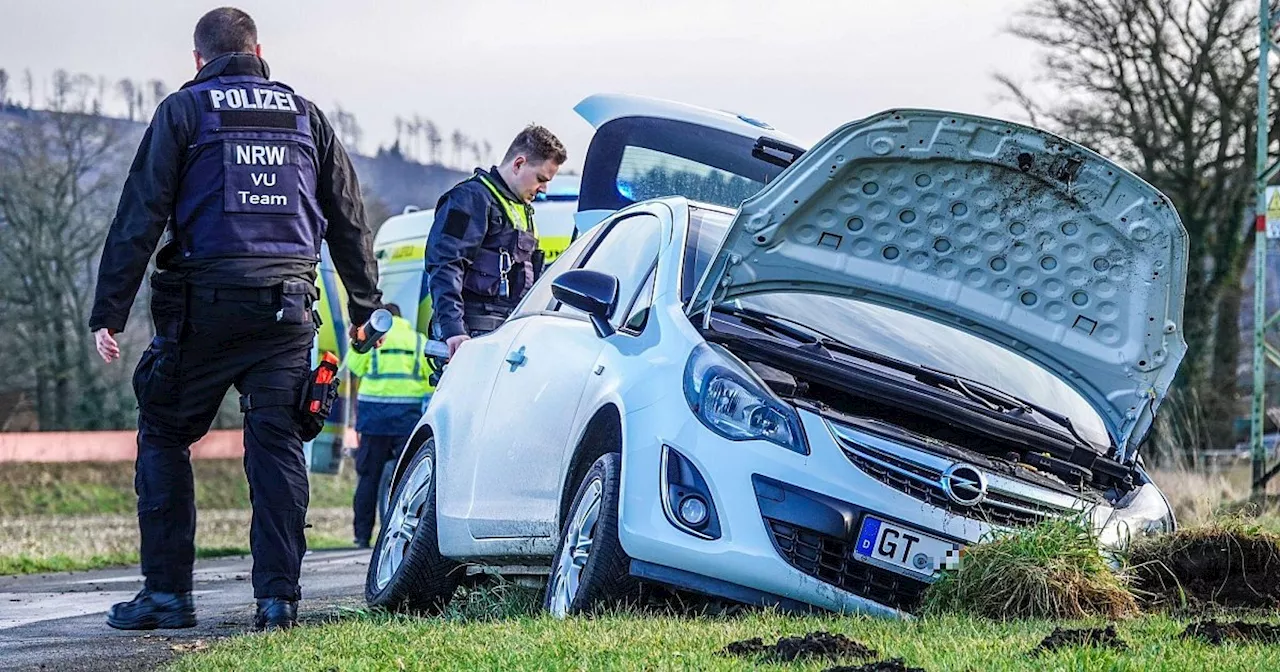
left=350, top=308, right=451, bottom=358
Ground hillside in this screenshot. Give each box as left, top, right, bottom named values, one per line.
left=0, top=106, right=465, bottom=226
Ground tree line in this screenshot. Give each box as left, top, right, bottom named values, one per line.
left=0, top=67, right=493, bottom=170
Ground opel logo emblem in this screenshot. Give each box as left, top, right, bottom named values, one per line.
left=941, top=464, right=987, bottom=506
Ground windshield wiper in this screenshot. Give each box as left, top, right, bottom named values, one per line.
left=716, top=306, right=1102, bottom=452
left=914, top=365, right=1099, bottom=452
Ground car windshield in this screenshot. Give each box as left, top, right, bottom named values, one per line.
left=681, top=208, right=1112, bottom=448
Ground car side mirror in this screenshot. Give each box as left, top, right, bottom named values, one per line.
left=552, top=269, right=619, bottom=338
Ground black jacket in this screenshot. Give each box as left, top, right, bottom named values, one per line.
left=89, top=53, right=381, bottom=333
left=424, top=167, right=535, bottom=340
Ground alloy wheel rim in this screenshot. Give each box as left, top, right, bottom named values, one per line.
left=374, top=455, right=433, bottom=591
left=548, top=478, right=602, bottom=618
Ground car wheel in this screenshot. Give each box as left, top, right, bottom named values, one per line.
left=544, top=452, right=638, bottom=617
left=365, top=439, right=462, bottom=612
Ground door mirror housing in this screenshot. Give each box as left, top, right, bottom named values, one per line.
left=553, top=269, right=619, bottom=338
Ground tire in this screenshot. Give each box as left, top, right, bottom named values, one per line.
left=376, top=459, right=396, bottom=524
left=544, top=452, right=638, bottom=617
left=365, top=439, right=462, bottom=612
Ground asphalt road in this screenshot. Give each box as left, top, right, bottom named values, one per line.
left=0, top=549, right=372, bottom=671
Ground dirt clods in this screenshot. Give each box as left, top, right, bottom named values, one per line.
left=823, top=659, right=927, bottom=672
left=1179, top=620, right=1280, bottom=645
left=721, top=631, right=877, bottom=663
left=1030, top=625, right=1129, bottom=655
left=1128, top=523, right=1280, bottom=610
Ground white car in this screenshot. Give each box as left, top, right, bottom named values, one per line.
left=364, top=96, right=1186, bottom=617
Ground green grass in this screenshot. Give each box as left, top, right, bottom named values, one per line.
left=0, top=459, right=361, bottom=575
left=169, top=596, right=1280, bottom=671
left=0, top=458, right=358, bottom=516
left=0, top=507, right=358, bottom=576
left=924, top=516, right=1137, bottom=620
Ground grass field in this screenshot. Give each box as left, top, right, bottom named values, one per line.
left=168, top=466, right=1280, bottom=671
left=0, top=458, right=360, bottom=574
left=169, top=590, right=1280, bottom=672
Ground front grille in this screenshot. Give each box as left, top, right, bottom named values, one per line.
left=767, top=518, right=928, bottom=613
left=839, top=438, right=1077, bottom=529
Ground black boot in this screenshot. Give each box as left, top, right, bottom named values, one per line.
left=106, top=589, right=196, bottom=630
left=254, top=597, right=298, bottom=631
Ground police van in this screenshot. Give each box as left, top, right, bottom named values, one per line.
left=305, top=173, right=581, bottom=472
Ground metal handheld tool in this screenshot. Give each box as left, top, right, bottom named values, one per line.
left=349, top=308, right=453, bottom=360
left=350, top=309, right=394, bottom=354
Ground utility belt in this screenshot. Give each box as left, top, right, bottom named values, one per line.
left=152, top=274, right=321, bottom=328
left=461, top=301, right=512, bottom=336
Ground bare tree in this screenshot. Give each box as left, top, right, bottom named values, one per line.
left=393, top=115, right=404, bottom=150
left=329, top=104, right=363, bottom=154
left=483, top=140, right=493, bottom=164
left=0, top=83, right=133, bottom=429
left=1002, top=0, right=1273, bottom=449
left=470, top=140, right=482, bottom=165
left=148, top=79, right=167, bottom=111
left=408, top=116, right=423, bottom=161
left=426, top=120, right=442, bottom=165
left=413, top=114, right=426, bottom=161
left=0, top=69, right=8, bottom=108
left=451, top=129, right=466, bottom=168
left=23, top=69, right=34, bottom=108
left=116, top=78, right=137, bottom=121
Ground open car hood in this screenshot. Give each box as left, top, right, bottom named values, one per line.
left=688, top=110, right=1188, bottom=458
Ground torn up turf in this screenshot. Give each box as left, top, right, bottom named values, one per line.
left=1030, top=625, right=1129, bottom=655
left=720, top=631, right=878, bottom=662
left=824, top=659, right=927, bottom=672
left=1128, top=524, right=1280, bottom=610
left=1179, top=620, right=1280, bottom=645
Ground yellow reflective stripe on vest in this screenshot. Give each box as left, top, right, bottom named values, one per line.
left=477, top=174, right=535, bottom=235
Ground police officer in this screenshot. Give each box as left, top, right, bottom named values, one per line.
left=90, top=8, right=382, bottom=631
left=425, top=125, right=567, bottom=356
left=344, top=304, right=435, bottom=548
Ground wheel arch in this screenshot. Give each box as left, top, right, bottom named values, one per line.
left=557, top=404, right=623, bottom=526
left=388, top=423, right=435, bottom=497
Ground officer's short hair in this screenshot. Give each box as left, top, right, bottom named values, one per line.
left=502, top=125, right=567, bottom=166
left=194, top=7, right=258, bottom=60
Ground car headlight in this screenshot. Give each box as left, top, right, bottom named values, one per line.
left=1098, top=481, right=1175, bottom=548
left=683, top=342, right=807, bottom=454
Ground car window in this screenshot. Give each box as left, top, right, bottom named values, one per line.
left=681, top=207, right=734, bottom=302
left=617, top=146, right=764, bottom=210
left=510, top=224, right=602, bottom=318
left=561, top=213, right=662, bottom=325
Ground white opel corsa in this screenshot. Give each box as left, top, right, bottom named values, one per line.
left=364, top=95, right=1187, bottom=617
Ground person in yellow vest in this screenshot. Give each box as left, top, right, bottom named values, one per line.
left=424, top=125, right=567, bottom=358
left=344, top=304, right=435, bottom=548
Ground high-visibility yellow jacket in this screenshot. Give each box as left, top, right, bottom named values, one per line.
left=345, top=316, right=436, bottom=404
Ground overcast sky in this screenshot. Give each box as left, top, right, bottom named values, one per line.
left=0, top=0, right=1040, bottom=170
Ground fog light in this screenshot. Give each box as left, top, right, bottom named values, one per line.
left=678, top=496, right=709, bottom=527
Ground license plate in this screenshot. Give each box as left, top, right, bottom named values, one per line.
left=854, top=516, right=960, bottom=579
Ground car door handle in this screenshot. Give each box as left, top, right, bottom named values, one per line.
left=505, top=346, right=527, bottom=371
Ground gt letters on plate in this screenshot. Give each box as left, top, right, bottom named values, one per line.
left=854, top=515, right=960, bottom=579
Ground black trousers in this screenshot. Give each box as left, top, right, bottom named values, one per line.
left=352, top=433, right=406, bottom=545
left=133, top=284, right=315, bottom=600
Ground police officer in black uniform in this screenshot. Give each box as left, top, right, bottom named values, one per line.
left=425, top=125, right=567, bottom=357
left=90, top=8, right=382, bottom=631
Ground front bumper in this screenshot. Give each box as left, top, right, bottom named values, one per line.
left=617, top=400, right=1104, bottom=616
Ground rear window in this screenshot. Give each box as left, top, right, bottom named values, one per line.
left=617, top=146, right=764, bottom=209
left=580, top=117, right=789, bottom=214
